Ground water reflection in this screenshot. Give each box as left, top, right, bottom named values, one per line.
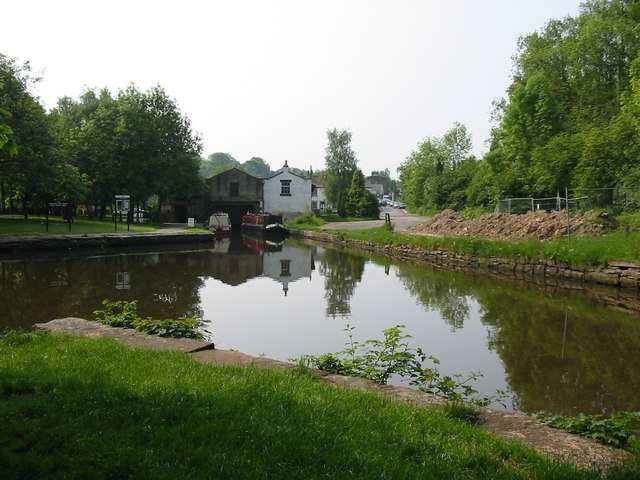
left=1, top=235, right=639, bottom=416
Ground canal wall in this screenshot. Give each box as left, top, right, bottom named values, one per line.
left=0, top=231, right=215, bottom=254
left=291, top=229, right=640, bottom=315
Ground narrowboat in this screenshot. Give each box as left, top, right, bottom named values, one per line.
left=241, top=212, right=288, bottom=235
left=208, top=212, right=231, bottom=234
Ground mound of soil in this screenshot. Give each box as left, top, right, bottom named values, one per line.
left=410, top=209, right=611, bottom=241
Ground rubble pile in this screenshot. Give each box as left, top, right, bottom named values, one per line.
left=410, top=209, right=611, bottom=241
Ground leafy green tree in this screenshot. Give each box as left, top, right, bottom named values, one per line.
left=241, top=157, right=271, bottom=177
left=398, top=123, right=475, bottom=211
left=477, top=1, right=640, bottom=201
left=200, top=152, right=239, bottom=178
left=324, top=128, right=358, bottom=208
left=0, top=54, right=57, bottom=218
left=346, top=169, right=366, bottom=215
left=0, top=108, right=17, bottom=155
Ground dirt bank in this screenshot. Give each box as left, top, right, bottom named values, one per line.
left=410, top=209, right=611, bottom=241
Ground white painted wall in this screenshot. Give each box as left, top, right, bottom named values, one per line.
left=264, top=166, right=312, bottom=214
left=263, top=244, right=314, bottom=296
left=312, top=185, right=328, bottom=211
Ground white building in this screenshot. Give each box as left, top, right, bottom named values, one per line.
left=263, top=243, right=316, bottom=296
left=312, top=183, right=327, bottom=212
left=263, top=161, right=312, bottom=216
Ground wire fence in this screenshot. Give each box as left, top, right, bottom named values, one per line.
left=495, top=187, right=640, bottom=214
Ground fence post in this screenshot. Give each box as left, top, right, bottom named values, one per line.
left=565, top=187, right=570, bottom=236
left=530, top=198, right=534, bottom=213
left=508, top=198, right=511, bottom=214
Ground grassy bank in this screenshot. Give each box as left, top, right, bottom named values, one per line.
left=2, top=333, right=635, bottom=479
left=0, top=216, right=158, bottom=236
left=287, top=213, right=379, bottom=231
left=325, top=227, right=640, bottom=266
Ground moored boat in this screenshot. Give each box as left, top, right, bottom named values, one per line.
left=241, top=212, right=288, bottom=235
left=208, top=212, right=231, bottom=234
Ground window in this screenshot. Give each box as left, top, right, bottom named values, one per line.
left=230, top=182, right=239, bottom=197
left=280, top=180, right=291, bottom=196
left=280, top=259, right=291, bottom=277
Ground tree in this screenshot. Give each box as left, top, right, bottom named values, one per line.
left=344, top=169, right=379, bottom=218
left=346, top=169, right=366, bottom=215
left=0, top=108, right=17, bottom=155
left=398, top=123, right=475, bottom=212
left=200, top=152, right=239, bottom=178
left=241, top=157, right=271, bottom=177
left=324, top=128, right=358, bottom=208
left=0, top=54, right=57, bottom=217
left=476, top=0, right=640, bottom=201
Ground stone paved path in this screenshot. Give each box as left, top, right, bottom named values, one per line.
left=34, top=317, right=631, bottom=470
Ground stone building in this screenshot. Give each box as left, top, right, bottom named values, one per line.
left=204, top=168, right=264, bottom=227
left=263, top=161, right=312, bottom=217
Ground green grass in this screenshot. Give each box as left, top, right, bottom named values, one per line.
left=327, top=227, right=640, bottom=266
left=287, top=213, right=379, bottom=231
left=0, top=216, right=158, bottom=236
left=3, top=332, right=636, bottom=479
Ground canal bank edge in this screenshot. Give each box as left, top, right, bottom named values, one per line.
left=34, top=317, right=631, bottom=470
left=0, top=230, right=216, bottom=253
left=290, top=228, right=640, bottom=315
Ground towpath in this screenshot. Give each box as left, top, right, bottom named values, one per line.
left=321, top=208, right=427, bottom=233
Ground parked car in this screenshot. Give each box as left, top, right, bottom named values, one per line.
left=397, top=202, right=406, bottom=209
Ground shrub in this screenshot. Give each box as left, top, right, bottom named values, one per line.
left=93, top=300, right=206, bottom=340
left=538, top=411, right=640, bottom=448
left=301, top=324, right=505, bottom=407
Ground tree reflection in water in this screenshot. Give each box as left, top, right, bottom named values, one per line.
left=389, top=257, right=640, bottom=415
left=318, top=249, right=365, bottom=319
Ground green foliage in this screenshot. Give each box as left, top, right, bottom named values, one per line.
left=1, top=333, right=614, bottom=479
left=326, top=226, right=640, bottom=265
left=1, top=52, right=202, bottom=218
left=93, top=299, right=205, bottom=339
left=344, top=169, right=380, bottom=218
left=0, top=107, right=17, bottom=155
left=398, top=123, right=478, bottom=212
left=477, top=1, right=640, bottom=201
left=324, top=128, right=358, bottom=207
left=286, top=213, right=327, bottom=230
left=303, top=324, right=504, bottom=407
left=538, top=411, right=640, bottom=449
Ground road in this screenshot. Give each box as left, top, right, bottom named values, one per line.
left=321, top=207, right=428, bottom=233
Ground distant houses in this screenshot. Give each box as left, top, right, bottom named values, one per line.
left=162, top=161, right=328, bottom=225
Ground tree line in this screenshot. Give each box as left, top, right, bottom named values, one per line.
left=400, top=0, right=640, bottom=213
left=0, top=54, right=202, bottom=220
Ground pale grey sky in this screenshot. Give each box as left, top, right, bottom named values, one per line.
left=4, top=0, right=580, bottom=175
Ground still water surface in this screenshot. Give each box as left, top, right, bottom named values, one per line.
left=2, top=234, right=639, bottom=415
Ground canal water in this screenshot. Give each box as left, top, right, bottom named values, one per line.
left=1, top=234, right=639, bottom=416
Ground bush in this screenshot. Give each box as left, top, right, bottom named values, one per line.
left=538, top=411, right=640, bottom=449
left=301, top=324, right=505, bottom=407
left=93, top=300, right=206, bottom=339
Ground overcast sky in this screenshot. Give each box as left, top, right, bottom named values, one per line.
left=4, top=0, right=581, bottom=175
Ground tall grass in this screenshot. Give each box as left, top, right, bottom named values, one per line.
left=328, top=227, right=640, bottom=265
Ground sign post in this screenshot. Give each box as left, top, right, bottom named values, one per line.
left=114, top=195, right=131, bottom=233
